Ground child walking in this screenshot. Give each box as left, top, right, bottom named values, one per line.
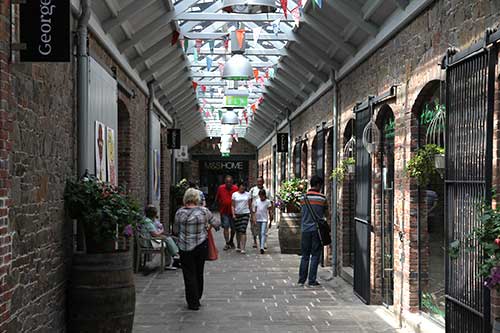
left=251, top=190, right=274, bottom=254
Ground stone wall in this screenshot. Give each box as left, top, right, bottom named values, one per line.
left=0, top=2, right=75, bottom=331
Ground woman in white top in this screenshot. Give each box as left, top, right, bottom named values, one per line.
left=232, top=181, right=251, bottom=254
left=251, top=189, right=274, bottom=254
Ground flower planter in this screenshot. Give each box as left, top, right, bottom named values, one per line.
left=68, top=251, right=135, bottom=332
left=279, top=212, right=302, bottom=255
left=434, top=153, right=445, bottom=170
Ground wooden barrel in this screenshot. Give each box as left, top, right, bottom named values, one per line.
left=68, top=251, right=135, bottom=332
left=279, top=212, right=302, bottom=255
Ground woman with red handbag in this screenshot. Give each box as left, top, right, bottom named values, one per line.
left=175, top=188, right=221, bottom=310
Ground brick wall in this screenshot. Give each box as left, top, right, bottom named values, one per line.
left=257, top=0, right=500, bottom=320
left=89, top=36, right=149, bottom=208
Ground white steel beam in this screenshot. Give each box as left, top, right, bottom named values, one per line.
left=362, top=0, right=385, bottom=20
left=186, top=48, right=286, bottom=56
left=325, top=0, right=379, bottom=37
left=139, top=50, right=183, bottom=80
left=102, top=0, right=157, bottom=32
left=182, top=32, right=293, bottom=42
left=130, top=36, right=173, bottom=69
left=118, top=22, right=174, bottom=53
left=175, top=12, right=294, bottom=22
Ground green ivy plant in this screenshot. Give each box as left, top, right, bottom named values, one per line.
left=405, top=144, right=444, bottom=186
left=172, top=178, right=189, bottom=199
left=64, top=176, right=142, bottom=244
left=330, top=157, right=356, bottom=183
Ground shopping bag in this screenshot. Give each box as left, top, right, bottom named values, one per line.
left=207, top=229, right=218, bottom=261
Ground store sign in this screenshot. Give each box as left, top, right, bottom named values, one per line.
left=20, top=0, right=71, bottom=62
left=204, top=161, right=244, bottom=171
left=277, top=133, right=288, bottom=152
left=224, top=95, right=248, bottom=107
left=167, top=129, right=181, bottom=149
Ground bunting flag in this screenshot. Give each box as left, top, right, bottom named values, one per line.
left=248, top=81, right=254, bottom=92
left=201, top=85, right=207, bottom=93
left=172, top=31, right=180, bottom=45
left=195, top=39, right=202, bottom=53
left=265, top=69, right=269, bottom=79
left=235, top=29, right=245, bottom=49
left=223, top=36, right=229, bottom=51
left=202, top=98, right=207, bottom=107
left=206, top=56, right=213, bottom=71
left=257, top=76, right=265, bottom=89
left=210, top=87, right=214, bottom=98
left=198, top=106, right=203, bottom=113
left=218, top=110, right=223, bottom=120
left=268, top=67, right=275, bottom=78
left=251, top=103, right=257, bottom=112
left=193, top=48, right=198, bottom=62
left=291, top=6, right=301, bottom=27
left=184, top=39, right=189, bottom=53
left=243, top=111, right=248, bottom=124
left=252, top=27, right=262, bottom=47
left=208, top=40, right=215, bottom=53
left=313, top=0, right=322, bottom=8
left=218, top=62, right=225, bottom=76
left=271, top=19, right=281, bottom=36
left=253, top=68, right=259, bottom=80
left=298, top=0, right=304, bottom=14
left=280, top=0, right=288, bottom=18
left=205, top=111, right=211, bottom=118
left=257, top=96, right=264, bottom=105
left=192, top=81, right=198, bottom=91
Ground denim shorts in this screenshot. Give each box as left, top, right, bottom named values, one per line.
left=221, top=214, right=235, bottom=229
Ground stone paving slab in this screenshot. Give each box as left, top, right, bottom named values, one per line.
left=133, top=226, right=405, bottom=333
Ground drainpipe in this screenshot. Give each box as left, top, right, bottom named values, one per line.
left=331, top=77, right=339, bottom=276
left=287, top=109, right=292, bottom=180
left=171, top=113, right=177, bottom=186
left=147, top=82, right=155, bottom=204
left=77, top=0, right=91, bottom=176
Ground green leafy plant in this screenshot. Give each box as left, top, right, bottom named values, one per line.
left=469, top=204, right=500, bottom=289
left=172, top=178, right=189, bottom=199
left=330, top=157, right=356, bottom=183
left=422, top=292, right=445, bottom=318
left=64, top=176, right=142, bottom=245
left=405, top=144, right=444, bottom=186
left=276, top=178, right=308, bottom=211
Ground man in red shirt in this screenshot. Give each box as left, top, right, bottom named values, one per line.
left=215, top=175, right=238, bottom=250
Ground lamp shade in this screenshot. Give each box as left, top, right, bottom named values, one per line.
left=221, top=110, right=239, bottom=125
left=222, top=54, right=253, bottom=81
left=222, top=0, right=277, bottom=13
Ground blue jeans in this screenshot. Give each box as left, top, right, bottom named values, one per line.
left=257, top=221, right=267, bottom=250
left=299, top=231, right=322, bottom=284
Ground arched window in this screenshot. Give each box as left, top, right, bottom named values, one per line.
left=117, top=100, right=130, bottom=187
left=301, top=141, right=308, bottom=179
left=293, top=142, right=301, bottom=178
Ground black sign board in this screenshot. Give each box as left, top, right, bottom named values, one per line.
left=167, top=129, right=181, bottom=149
left=20, top=0, right=71, bottom=62
left=277, top=133, right=288, bottom=153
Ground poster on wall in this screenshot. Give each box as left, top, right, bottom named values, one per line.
left=95, top=121, right=107, bottom=181
left=154, top=149, right=161, bottom=200
left=107, top=127, right=117, bottom=186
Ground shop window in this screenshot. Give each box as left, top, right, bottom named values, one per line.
left=301, top=142, right=308, bottom=179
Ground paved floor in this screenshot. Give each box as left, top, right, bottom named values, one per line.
left=133, top=226, right=402, bottom=333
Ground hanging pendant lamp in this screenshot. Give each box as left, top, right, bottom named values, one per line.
left=222, top=54, right=253, bottom=81
left=221, top=110, right=240, bottom=125
left=222, top=0, right=277, bottom=14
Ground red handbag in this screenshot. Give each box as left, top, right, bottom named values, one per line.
left=207, top=229, right=218, bottom=261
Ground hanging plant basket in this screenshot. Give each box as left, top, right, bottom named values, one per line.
left=434, top=153, right=445, bottom=170
left=347, top=164, right=355, bottom=174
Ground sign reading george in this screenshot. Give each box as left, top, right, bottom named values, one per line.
left=167, top=129, right=181, bottom=149
left=20, top=0, right=71, bottom=62
left=277, top=133, right=288, bottom=153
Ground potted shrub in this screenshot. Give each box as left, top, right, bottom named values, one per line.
left=406, top=144, right=445, bottom=186
left=64, top=176, right=142, bottom=332
left=276, top=178, right=308, bottom=254
left=345, top=157, right=356, bottom=174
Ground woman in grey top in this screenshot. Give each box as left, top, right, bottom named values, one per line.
left=175, top=188, right=220, bottom=310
